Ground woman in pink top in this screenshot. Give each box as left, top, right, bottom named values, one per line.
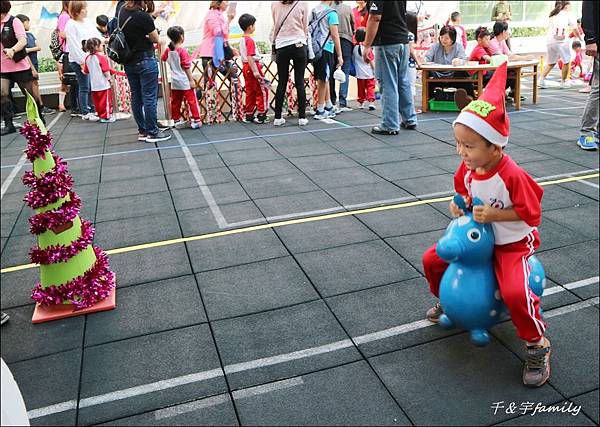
left=56, top=0, right=79, bottom=113
left=194, top=1, right=234, bottom=78
left=1, top=0, right=44, bottom=135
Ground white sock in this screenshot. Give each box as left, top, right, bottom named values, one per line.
left=317, top=103, right=325, bottom=112
left=325, top=100, right=333, bottom=109
left=59, top=91, right=66, bottom=106
left=526, top=338, right=544, bottom=347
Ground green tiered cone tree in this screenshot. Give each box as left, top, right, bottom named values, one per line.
left=20, top=93, right=116, bottom=323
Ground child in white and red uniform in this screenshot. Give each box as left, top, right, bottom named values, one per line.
left=238, top=13, right=269, bottom=124
left=353, top=28, right=376, bottom=110
left=422, top=62, right=551, bottom=388
left=161, top=26, right=201, bottom=129
left=82, top=38, right=114, bottom=122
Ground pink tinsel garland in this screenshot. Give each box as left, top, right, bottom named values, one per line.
left=31, top=247, right=116, bottom=310
left=28, top=192, right=82, bottom=235
left=29, top=219, right=95, bottom=264
left=20, top=122, right=54, bottom=162
left=23, top=156, right=73, bottom=209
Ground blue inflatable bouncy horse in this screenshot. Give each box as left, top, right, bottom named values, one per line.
left=436, top=194, right=546, bottom=346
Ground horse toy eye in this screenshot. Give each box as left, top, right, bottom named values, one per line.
left=467, top=228, right=481, bottom=242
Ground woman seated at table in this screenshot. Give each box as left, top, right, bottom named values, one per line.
left=423, top=25, right=475, bottom=97
left=490, top=20, right=534, bottom=101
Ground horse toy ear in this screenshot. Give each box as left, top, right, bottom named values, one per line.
left=472, top=197, right=485, bottom=207
left=453, top=194, right=468, bottom=211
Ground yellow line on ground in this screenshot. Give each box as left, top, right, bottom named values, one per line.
left=1, top=173, right=598, bottom=274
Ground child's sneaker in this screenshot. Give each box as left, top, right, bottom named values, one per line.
left=523, top=337, right=551, bottom=387
left=426, top=302, right=444, bottom=323
left=242, top=114, right=255, bottom=124
left=576, top=135, right=599, bottom=151
left=539, top=79, right=547, bottom=89
left=298, top=118, right=309, bottom=126
left=273, top=118, right=286, bottom=126
left=358, top=102, right=365, bottom=109
left=368, top=103, right=376, bottom=111
left=174, top=119, right=188, bottom=129
left=560, top=79, right=571, bottom=89
left=100, top=116, right=116, bottom=123
left=254, top=113, right=269, bottom=124
left=190, top=120, right=202, bottom=129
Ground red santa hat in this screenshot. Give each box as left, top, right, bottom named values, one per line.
left=453, top=61, right=510, bottom=147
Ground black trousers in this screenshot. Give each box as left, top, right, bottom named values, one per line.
left=274, top=43, right=307, bottom=119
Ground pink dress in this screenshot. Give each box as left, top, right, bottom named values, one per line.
left=0, top=14, right=30, bottom=73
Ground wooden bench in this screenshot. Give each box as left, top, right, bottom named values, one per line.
left=418, top=60, right=539, bottom=112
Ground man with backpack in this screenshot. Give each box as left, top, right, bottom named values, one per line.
left=309, top=0, right=343, bottom=120
left=362, top=0, right=417, bottom=135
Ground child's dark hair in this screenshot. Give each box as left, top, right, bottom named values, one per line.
left=439, top=25, right=457, bottom=44
left=166, top=25, right=184, bottom=51
left=83, top=37, right=102, bottom=53
left=238, top=13, right=256, bottom=31
left=96, top=14, right=109, bottom=27
left=16, top=13, right=29, bottom=22
left=549, top=1, right=569, bottom=17
left=572, top=40, right=582, bottom=49
left=450, top=11, right=460, bottom=22
left=355, top=27, right=366, bottom=56
left=492, top=20, right=509, bottom=37
left=475, top=26, right=491, bottom=40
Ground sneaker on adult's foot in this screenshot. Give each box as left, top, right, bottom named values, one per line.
left=70, top=109, right=81, bottom=117
left=42, top=106, right=55, bottom=115
left=401, top=122, right=417, bottom=130
left=371, top=126, right=399, bottom=135
left=273, top=118, right=286, bottom=126
left=314, top=110, right=328, bottom=120
left=174, top=119, right=188, bottom=129
left=338, top=105, right=352, bottom=112
left=146, top=131, right=172, bottom=143
left=577, top=135, right=599, bottom=150
left=83, top=112, right=99, bottom=121
left=138, top=133, right=148, bottom=142
left=298, top=118, right=309, bottom=126
left=325, top=107, right=336, bottom=118
left=539, top=79, right=547, bottom=89
left=156, top=122, right=171, bottom=131
left=523, top=337, right=551, bottom=387
left=426, top=302, right=444, bottom=323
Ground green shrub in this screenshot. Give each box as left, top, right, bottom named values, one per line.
left=38, top=57, right=58, bottom=73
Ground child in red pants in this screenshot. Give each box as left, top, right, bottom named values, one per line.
left=161, top=26, right=201, bottom=129
left=421, top=62, right=551, bottom=388
left=353, top=28, right=376, bottom=110
left=82, top=38, right=114, bottom=123
left=239, top=13, right=269, bottom=124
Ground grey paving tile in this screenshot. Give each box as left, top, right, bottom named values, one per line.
left=79, top=325, right=227, bottom=425
left=559, top=180, right=599, bottom=202
left=230, top=159, right=297, bottom=180
left=344, top=148, right=412, bottom=166
left=171, top=182, right=250, bottom=211
left=0, top=233, right=35, bottom=268
left=536, top=242, right=599, bottom=285
left=307, top=167, right=385, bottom=189
left=187, top=229, right=288, bottom=273
left=326, top=181, right=412, bottom=207
left=252, top=190, right=340, bottom=219
left=357, top=204, right=450, bottom=238
left=93, top=213, right=182, bottom=249
left=241, top=173, right=319, bottom=199
left=270, top=140, right=340, bottom=157
left=100, top=393, right=238, bottom=426
left=538, top=217, right=591, bottom=252
left=541, top=185, right=597, bottom=211
left=1, top=210, right=19, bottom=239
left=275, top=216, right=378, bottom=254
left=70, top=166, right=101, bottom=185
left=572, top=389, right=599, bottom=424
left=325, top=136, right=390, bottom=152
left=220, top=147, right=283, bottom=166
left=100, top=161, right=164, bottom=182
left=393, top=173, right=454, bottom=196
left=98, top=175, right=168, bottom=199
left=328, top=278, right=457, bottom=356
left=197, top=256, right=318, bottom=320
left=85, top=276, right=206, bottom=346
left=95, top=191, right=175, bottom=223
left=0, top=304, right=84, bottom=363
left=108, top=243, right=192, bottom=288
left=496, top=401, right=596, bottom=425
left=212, top=301, right=361, bottom=389
left=288, top=153, right=359, bottom=172
left=296, top=240, right=420, bottom=297
left=161, top=154, right=226, bottom=174
left=401, top=141, right=457, bottom=158
left=522, top=159, right=590, bottom=179
left=235, top=361, right=410, bottom=426
left=165, top=168, right=236, bottom=189
left=542, top=203, right=599, bottom=240
left=264, top=132, right=322, bottom=145
left=313, top=127, right=368, bottom=142
left=367, top=159, right=447, bottom=181
left=7, top=349, right=80, bottom=426
left=370, top=334, right=563, bottom=425
left=0, top=189, right=26, bottom=211
left=493, top=304, right=599, bottom=398
left=504, top=147, right=554, bottom=164
left=178, top=201, right=264, bottom=236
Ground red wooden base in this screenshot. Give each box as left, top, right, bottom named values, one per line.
left=31, top=284, right=116, bottom=324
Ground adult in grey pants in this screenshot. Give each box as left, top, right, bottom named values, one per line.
left=577, top=0, right=598, bottom=151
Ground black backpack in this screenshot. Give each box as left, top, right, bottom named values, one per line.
left=1, top=16, right=28, bottom=63
left=107, top=11, right=133, bottom=64
left=49, top=28, right=63, bottom=61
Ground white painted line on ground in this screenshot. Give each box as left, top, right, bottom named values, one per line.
left=225, top=169, right=599, bottom=229
left=26, top=277, right=598, bottom=420
left=1, top=105, right=588, bottom=170
left=231, top=377, right=305, bottom=400
left=0, top=112, right=64, bottom=198
left=154, top=394, right=230, bottom=420
left=173, top=128, right=228, bottom=228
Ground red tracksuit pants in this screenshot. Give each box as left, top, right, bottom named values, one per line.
left=422, top=229, right=546, bottom=342
left=242, top=63, right=269, bottom=116
left=91, top=89, right=113, bottom=119
left=357, top=78, right=376, bottom=103
left=171, top=89, right=200, bottom=121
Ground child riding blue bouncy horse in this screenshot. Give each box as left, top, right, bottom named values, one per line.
left=435, top=194, right=546, bottom=346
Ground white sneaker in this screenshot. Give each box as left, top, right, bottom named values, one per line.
left=190, top=120, right=202, bottom=129
left=99, top=116, right=116, bottom=123
left=325, top=107, right=336, bottom=118
left=560, top=80, right=571, bottom=89
left=539, top=79, right=547, bottom=89
left=358, top=102, right=365, bottom=109
left=298, top=118, right=308, bottom=126
left=273, top=118, right=286, bottom=126
left=368, top=103, right=376, bottom=111
left=174, top=119, right=188, bottom=129
left=83, top=113, right=99, bottom=122
left=314, top=110, right=328, bottom=120
left=338, top=106, right=353, bottom=112
left=333, top=106, right=343, bottom=114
